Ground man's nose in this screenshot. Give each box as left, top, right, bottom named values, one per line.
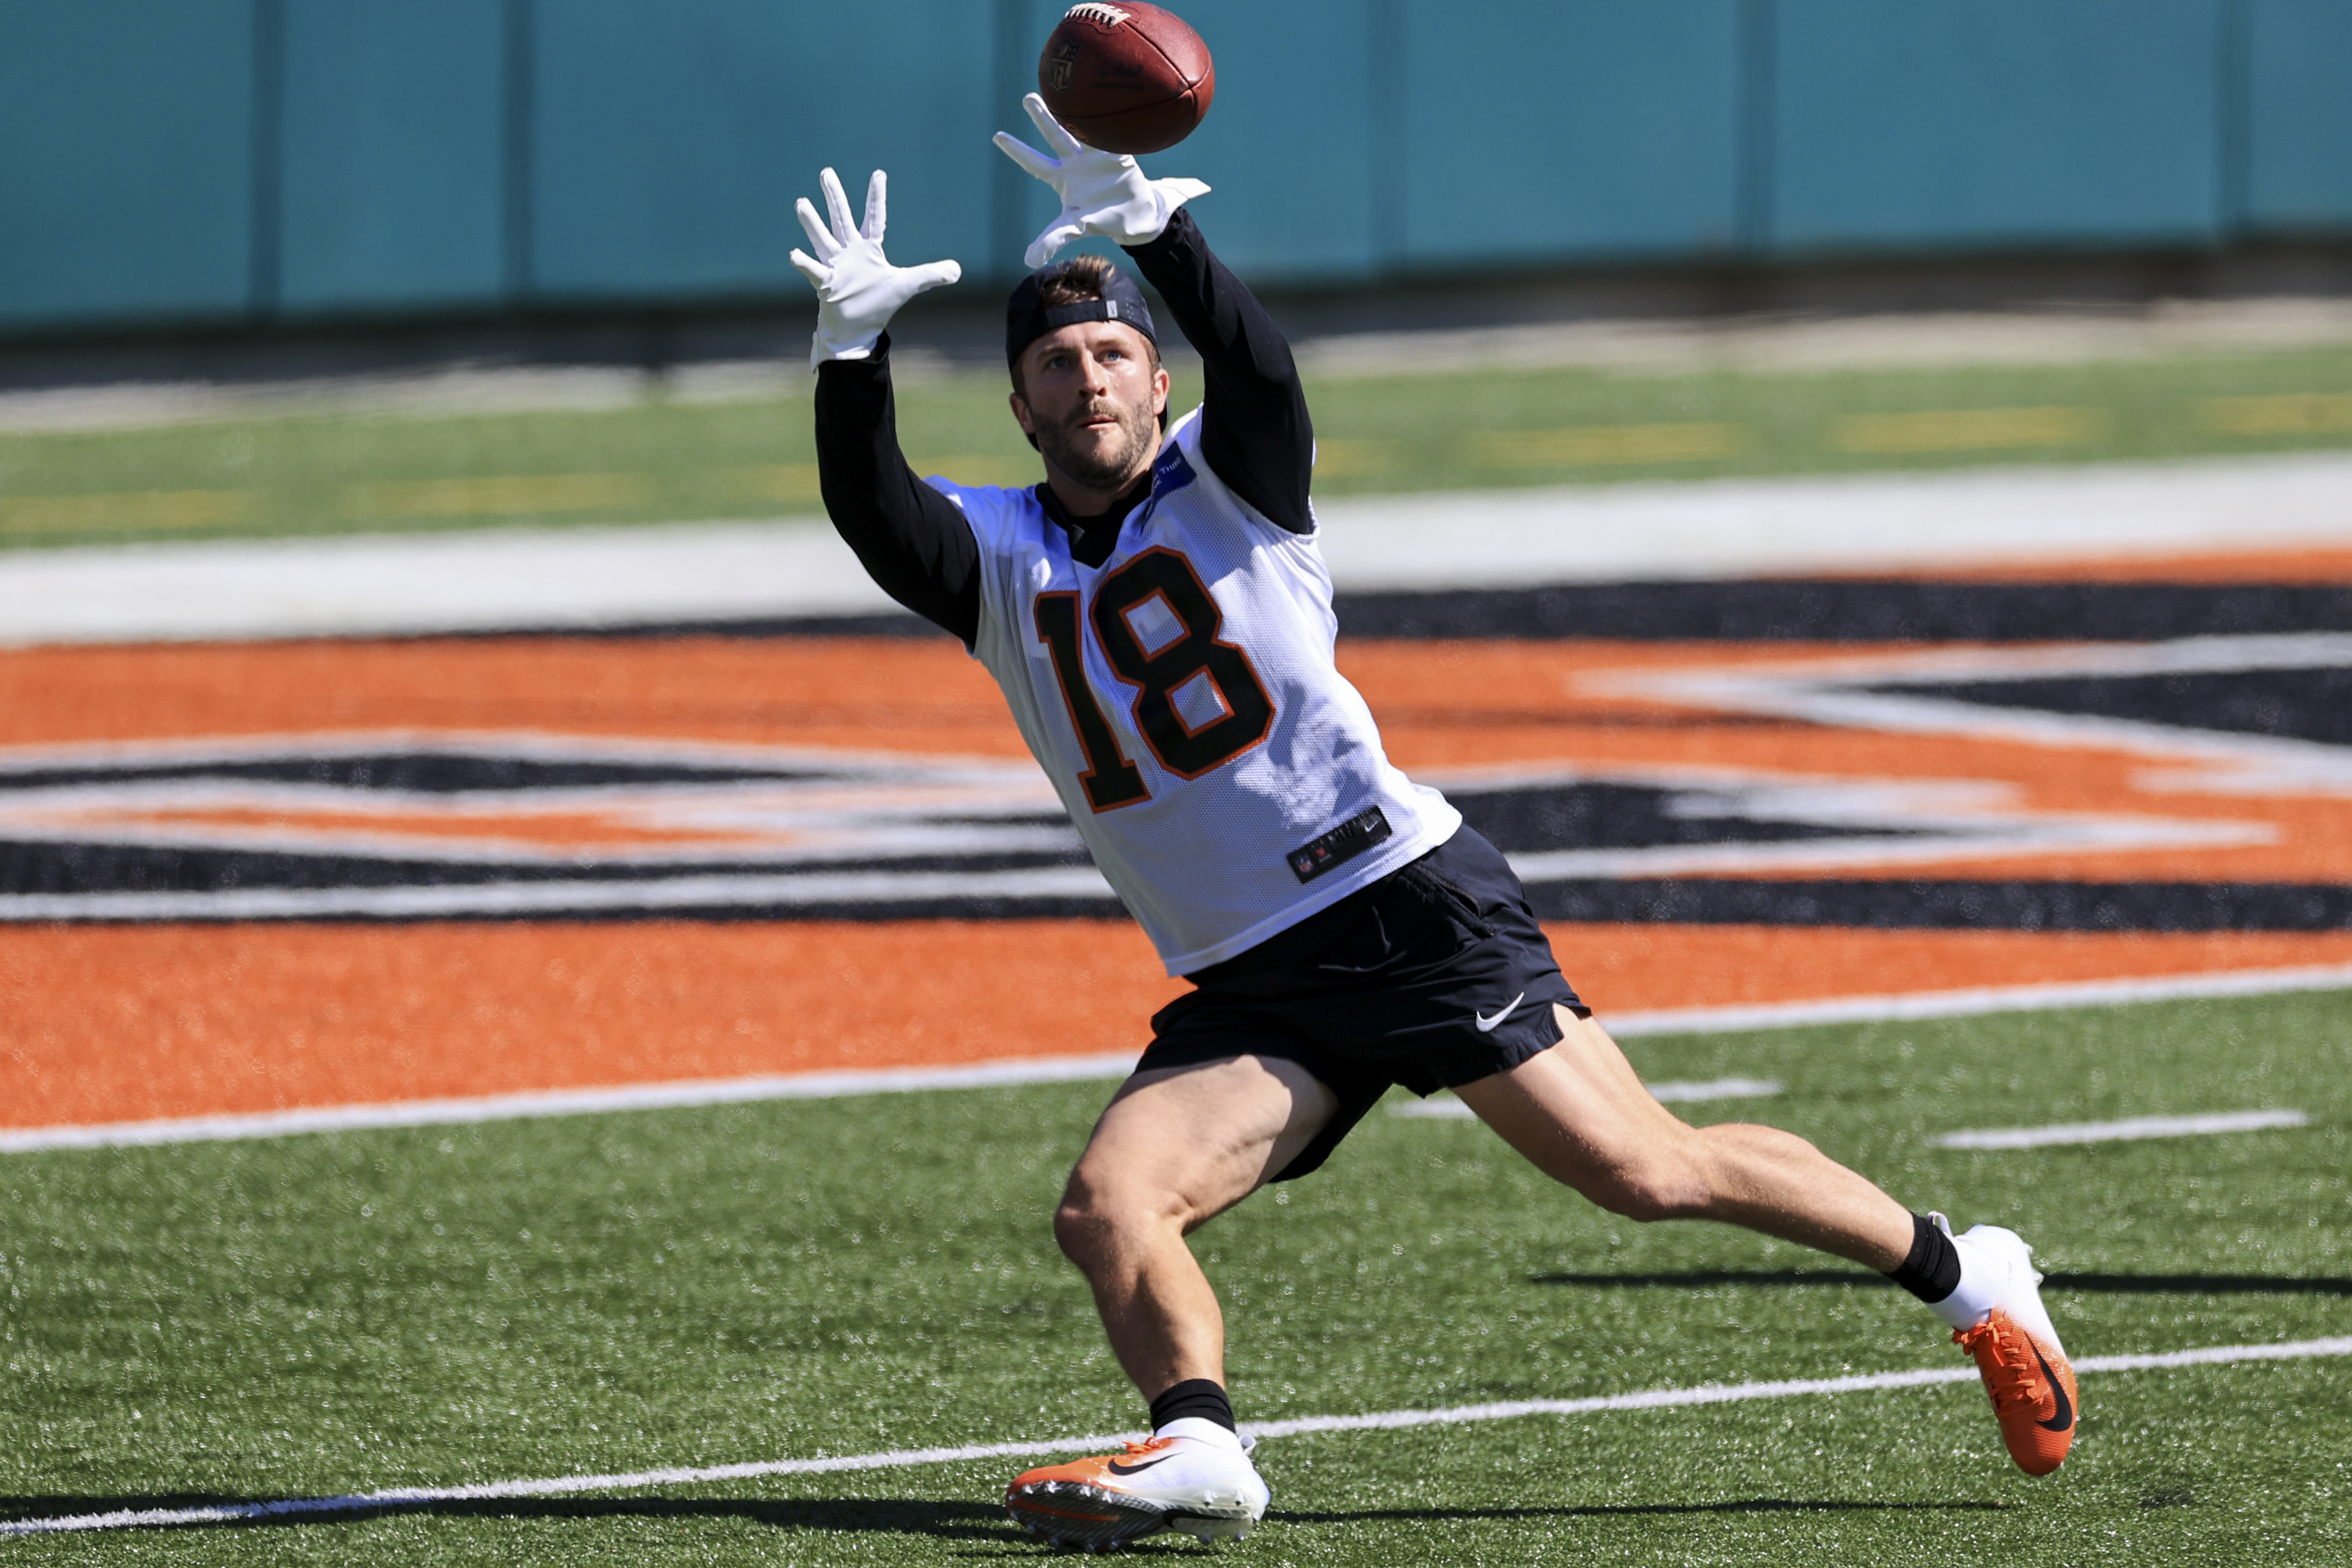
left=1080, top=352, right=1112, bottom=394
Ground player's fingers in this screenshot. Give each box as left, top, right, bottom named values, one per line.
left=1023, top=93, right=1085, bottom=157
left=905, top=258, right=962, bottom=293
left=819, top=166, right=857, bottom=244
left=993, top=131, right=1060, bottom=183
left=861, top=169, right=888, bottom=244
left=1025, top=219, right=1081, bottom=269
left=1160, top=177, right=1212, bottom=203
left=788, top=250, right=831, bottom=290
left=795, top=197, right=840, bottom=261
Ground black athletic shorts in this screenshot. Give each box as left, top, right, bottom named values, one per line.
left=1138, top=824, right=1585, bottom=1181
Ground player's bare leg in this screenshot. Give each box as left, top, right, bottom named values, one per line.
left=1457, top=1007, right=1913, bottom=1265
left=1459, top=1005, right=2078, bottom=1473
left=1003, top=1055, right=1331, bottom=1545
left=1054, top=1054, right=1337, bottom=1395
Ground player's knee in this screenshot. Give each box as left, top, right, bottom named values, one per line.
left=1051, top=1172, right=1169, bottom=1268
left=1585, top=1150, right=1712, bottom=1223
left=1051, top=1197, right=1104, bottom=1267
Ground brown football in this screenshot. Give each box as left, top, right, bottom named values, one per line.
left=1038, top=2, right=1215, bottom=155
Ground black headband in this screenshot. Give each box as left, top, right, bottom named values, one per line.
left=1005, top=262, right=1158, bottom=367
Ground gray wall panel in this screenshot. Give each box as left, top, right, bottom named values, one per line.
left=529, top=0, right=996, bottom=302
left=0, top=0, right=257, bottom=328
left=1133, top=0, right=1378, bottom=281
left=1397, top=0, right=1744, bottom=266
left=2244, top=0, right=2352, bottom=233
left=3, top=1, right=2351, bottom=334
left=277, top=0, right=508, bottom=314
left=1773, top=0, right=2226, bottom=253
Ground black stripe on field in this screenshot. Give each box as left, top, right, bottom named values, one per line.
left=0, top=755, right=824, bottom=793
left=1520, top=879, right=2352, bottom=931
left=0, top=842, right=1091, bottom=896
left=17, top=879, right=2351, bottom=931
left=1332, top=581, right=2352, bottom=642
left=35, top=895, right=1132, bottom=927
left=1887, top=667, right=2352, bottom=747
left=494, top=581, right=2352, bottom=645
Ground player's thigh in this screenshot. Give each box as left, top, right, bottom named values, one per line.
left=1452, top=1006, right=1699, bottom=1195
left=1068, top=1054, right=1339, bottom=1231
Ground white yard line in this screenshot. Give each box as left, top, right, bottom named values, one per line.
left=0, top=862, right=1118, bottom=924
left=3, top=964, right=2344, bottom=1155
left=6, top=455, right=2351, bottom=646
left=0, top=517, right=892, bottom=648
left=1935, top=1109, right=2311, bottom=1150
left=0, top=1055, right=1143, bottom=1154
left=6, top=1335, right=2347, bottom=1536
left=1601, top=962, right=2352, bottom=1038
left=1396, top=1077, right=1783, bottom=1118
left=1315, top=453, right=2352, bottom=592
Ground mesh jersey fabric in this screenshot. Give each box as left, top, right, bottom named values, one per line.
left=939, top=406, right=1461, bottom=976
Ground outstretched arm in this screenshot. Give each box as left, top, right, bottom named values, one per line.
left=814, top=342, right=981, bottom=645
left=994, top=96, right=1311, bottom=535
left=795, top=167, right=982, bottom=645
left=1123, top=209, right=1312, bottom=537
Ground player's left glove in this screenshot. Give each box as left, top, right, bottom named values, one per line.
left=994, top=94, right=1209, bottom=268
left=789, top=167, right=962, bottom=369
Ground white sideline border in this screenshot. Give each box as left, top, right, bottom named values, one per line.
left=4, top=963, right=2348, bottom=1155
left=5, top=1335, right=2347, bottom=1537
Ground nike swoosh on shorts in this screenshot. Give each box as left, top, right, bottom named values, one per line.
left=1474, top=993, right=1525, bottom=1032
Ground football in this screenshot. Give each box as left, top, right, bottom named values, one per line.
left=1038, top=2, right=1215, bottom=155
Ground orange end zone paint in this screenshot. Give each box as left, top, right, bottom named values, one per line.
left=9, top=919, right=2352, bottom=1131
left=0, top=920, right=1181, bottom=1130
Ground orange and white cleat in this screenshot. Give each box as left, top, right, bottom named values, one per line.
left=1005, top=1420, right=1269, bottom=1550
left=1939, top=1219, right=2079, bottom=1475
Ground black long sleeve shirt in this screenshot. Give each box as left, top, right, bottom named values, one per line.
left=812, top=209, right=1314, bottom=647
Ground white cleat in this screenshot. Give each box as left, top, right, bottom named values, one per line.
left=1005, top=1419, right=1270, bottom=1549
left=1932, top=1216, right=2079, bottom=1476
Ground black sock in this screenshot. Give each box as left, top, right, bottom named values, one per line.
left=1883, top=1212, right=1963, bottom=1305
left=1149, top=1378, right=1236, bottom=1434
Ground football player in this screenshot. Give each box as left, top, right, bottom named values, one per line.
left=794, top=96, right=2078, bottom=1550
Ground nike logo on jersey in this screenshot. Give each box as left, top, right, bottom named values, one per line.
left=1474, top=993, right=1526, bottom=1032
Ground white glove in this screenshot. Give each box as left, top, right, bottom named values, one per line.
left=788, top=167, right=962, bottom=368
left=993, top=94, right=1209, bottom=268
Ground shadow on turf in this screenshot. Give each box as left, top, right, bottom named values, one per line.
left=0, top=1495, right=1009, bottom=1540
left=1531, top=1268, right=2352, bottom=1296
left=1275, top=1499, right=2007, bottom=1524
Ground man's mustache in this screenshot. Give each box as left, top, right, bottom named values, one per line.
left=1060, top=399, right=1134, bottom=431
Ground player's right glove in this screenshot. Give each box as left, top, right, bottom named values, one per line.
left=994, top=94, right=1210, bottom=268
left=788, top=167, right=962, bottom=369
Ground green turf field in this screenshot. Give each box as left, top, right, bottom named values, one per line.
left=2, top=347, right=2350, bottom=552
left=3, top=987, right=2347, bottom=1563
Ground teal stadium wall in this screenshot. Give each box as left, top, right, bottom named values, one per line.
left=0, top=0, right=2347, bottom=334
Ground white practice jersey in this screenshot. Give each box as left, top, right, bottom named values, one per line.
left=938, top=408, right=1460, bottom=975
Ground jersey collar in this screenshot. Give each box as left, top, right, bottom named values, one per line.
left=1035, top=442, right=1199, bottom=568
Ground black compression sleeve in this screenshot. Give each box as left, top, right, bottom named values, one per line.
left=1123, top=209, right=1314, bottom=535
left=812, top=334, right=983, bottom=646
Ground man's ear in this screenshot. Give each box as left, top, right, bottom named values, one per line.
left=1151, top=365, right=1169, bottom=418
left=1008, top=390, right=1037, bottom=436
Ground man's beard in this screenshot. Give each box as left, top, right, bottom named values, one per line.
left=1036, top=394, right=1157, bottom=495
